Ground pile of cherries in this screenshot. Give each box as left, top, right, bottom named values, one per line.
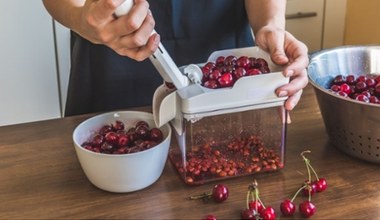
left=81, top=120, right=164, bottom=154
left=200, top=55, right=271, bottom=89
left=329, top=74, right=380, bottom=104
left=279, top=151, right=327, bottom=218
left=170, top=134, right=283, bottom=185
left=194, top=151, right=327, bottom=220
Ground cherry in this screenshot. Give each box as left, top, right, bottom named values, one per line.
left=340, top=83, right=351, bottom=95
left=356, top=94, right=369, bottom=103
left=333, top=75, right=346, bottom=85
left=315, top=178, right=327, bottom=192
left=204, top=80, right=219, bottom=89
left=236, top=56, right=250, bottom=68
left=242, top=180, right=275, bottom=220
left=203, top=214, right=217, bottom=220
left=248, top=200, right=263, bottom=213
left=246, top=68, right=262, bottom=76
left=200, top=55, right=271, bottom=89
left=112, top=120, right=125, bottom=131
left=212, top=184, right=229, bottom=202
left=260, top=206, right=276, bottom=220
left=346, top=74, right=356, bottom=85
left=218, top=72, right=234, bottom=88
left=149, top=127, right=163, bottom=142
left=302, top=180, right=317, bottom=197
left=299, top=200, right=316, bottom=218
left=117, top=133, right=129, bottom=147
left=105, top=131, right=118, bottom=145
left=241, top=208, right=257, bottom=220
left=189, top=184, right=229, bottom=203
left=280, top=199, right=296, bottom=216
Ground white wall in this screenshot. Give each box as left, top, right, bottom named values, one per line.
left=0, top=0, right=61, bottom=126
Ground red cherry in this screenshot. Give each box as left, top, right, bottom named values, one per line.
left=233, top=67, right=247, bottom=79
left=280, top=199, right=296, bottom=216
left=255, top=58, right=268, bottom=68
left=260, top=206, right=276, bottom=220
left=315, top=178, right=327, bottom=192
left=340, top=83, right=351, bottom=95
left=203, top=80, right=219, bottom=89
left=246, top=68, right=262, bottom=76
left=209, top=69, right=222, bottom=80
left=218, top=72, right=234, bottom=87
left=241, top=208, right=258, bottom=220
left=112, top=120, right=125, bottom=131
left=302, top=180, right=317, bottom=197
left=333, top=75, right=346, bottom=85
left=299, top=200, right=316, bottom=218
left=236, top=56, right=250, bottom=68
left=346, top=74, right=356, bottom=85
left=149, top=127, right=163, bottom=142
left=202, top=214, right=217, bottom=220
left=117, top=133, right=129, bottom=147
left=212, top=184, right=229, bottom=203
left=355, top=94, right=370, bottom=103
left=248, top=200, right=263, bottom=213
left=105, top=131, right=118, bottom=145
left=330, top=84, right=340, bottom=92
left=215, top=56, right=225, bottom=66
left=91, top=134, right=104, bottom=147
left=224, top=55, right=237, bottom=66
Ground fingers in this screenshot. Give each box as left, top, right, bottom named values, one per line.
left=119, top=33, right=161, bottom=61
left=276, top=69, right=308, bottom=110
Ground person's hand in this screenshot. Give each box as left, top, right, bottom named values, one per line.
left=254, top=26, right=309, bottom=111
left=75, top=0, right=160, bottom=61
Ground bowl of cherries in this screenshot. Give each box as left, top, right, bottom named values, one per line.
left=73, top=111, right=172, bottom=193
left=308, top=45, right=380, bottom=164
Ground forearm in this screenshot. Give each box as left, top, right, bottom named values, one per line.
left=42, top=0, right=84, bottom=32
left=245, top=0, right=286, bottom=35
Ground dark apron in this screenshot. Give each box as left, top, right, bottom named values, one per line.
left=65, top=0, right=254, bottom=116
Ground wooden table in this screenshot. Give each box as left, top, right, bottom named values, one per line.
left=1, top=84, right=379, bottom=219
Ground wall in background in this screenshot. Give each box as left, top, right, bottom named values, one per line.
left=345, top=0, right=380, bottom=45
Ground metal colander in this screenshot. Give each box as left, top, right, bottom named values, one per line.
left=308, top=45, right=380, bottom=164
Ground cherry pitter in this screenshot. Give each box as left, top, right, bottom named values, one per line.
left=116, top=1, right=289, bottom=185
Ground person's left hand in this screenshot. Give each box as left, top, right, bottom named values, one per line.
left=255, top=26, right=309, bottom=112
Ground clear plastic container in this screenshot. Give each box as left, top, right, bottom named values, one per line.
left=169, top=103, right=287, bottom=185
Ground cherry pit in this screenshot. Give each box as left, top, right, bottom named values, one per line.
left=81, top=120, right=164, bottom=154
left=200, top=55, right=271, bottom=89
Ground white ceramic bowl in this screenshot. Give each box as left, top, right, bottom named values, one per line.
left=73, top=111, right=172, bottom=193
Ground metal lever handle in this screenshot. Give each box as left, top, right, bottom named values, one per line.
left=115, top=0, right=189, bottom=89
left=286, top=12, right=317, bottom=19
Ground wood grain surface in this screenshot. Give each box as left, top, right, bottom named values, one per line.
left=1, top=84, right=379, bottom=219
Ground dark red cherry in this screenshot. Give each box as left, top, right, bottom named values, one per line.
left=233, top=67, right=247, bottom=79
left=215, top=56, right=225, bottom=66
left=315, top=178, right=327, bottom=192
left=209, top=69, right=222, bottom=80
left=356, top=94, right=369, bottom=103
left=212, top=184, right=229, bottom=203
left=112, top=120, right=124, bottom=131
left=246, top=68, right=262, bottom=76
left=346, top=74, right=356, bottom=85
left=333, top=75, right=346, bottom=85
left=280, top=199, right=296, bottom=216
left=236, top=56, right=250, bottom=68
left=218, top=72, right=234, bottom=87
left=241, top=208, right=257, bottom=220
left=204, top=80, right=219, bottom=89
left=248, top=200, right=263, bottom=213
left=299, top=200, right=316, bottom=218
left=150, top=127, right=164, bottom=142
left=117, top=133, right=129, bottom=147
left=260, top=206, right=276, bottom=220
left=224, top=55, right=237, bottom=66
left=105, top=131, right=118, bottom=145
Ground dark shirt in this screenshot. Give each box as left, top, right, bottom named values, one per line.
left=65, top=0, right=254, bottom=116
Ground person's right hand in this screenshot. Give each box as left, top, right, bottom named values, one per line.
left=75, top=0, right=160, bottom=61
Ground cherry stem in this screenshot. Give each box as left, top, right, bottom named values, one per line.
left=246, top=190, right=250, bottom=210
left=291, top=184, right=307, bottom=202
left=301, top=150, right=320, bottom=181
left=188, top=192, right=211, bottom=200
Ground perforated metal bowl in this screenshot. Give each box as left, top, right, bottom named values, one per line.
left=308, top=45, right=380, bottom=164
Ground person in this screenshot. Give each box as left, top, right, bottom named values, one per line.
left=42, top=0, right=309, bottom=117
